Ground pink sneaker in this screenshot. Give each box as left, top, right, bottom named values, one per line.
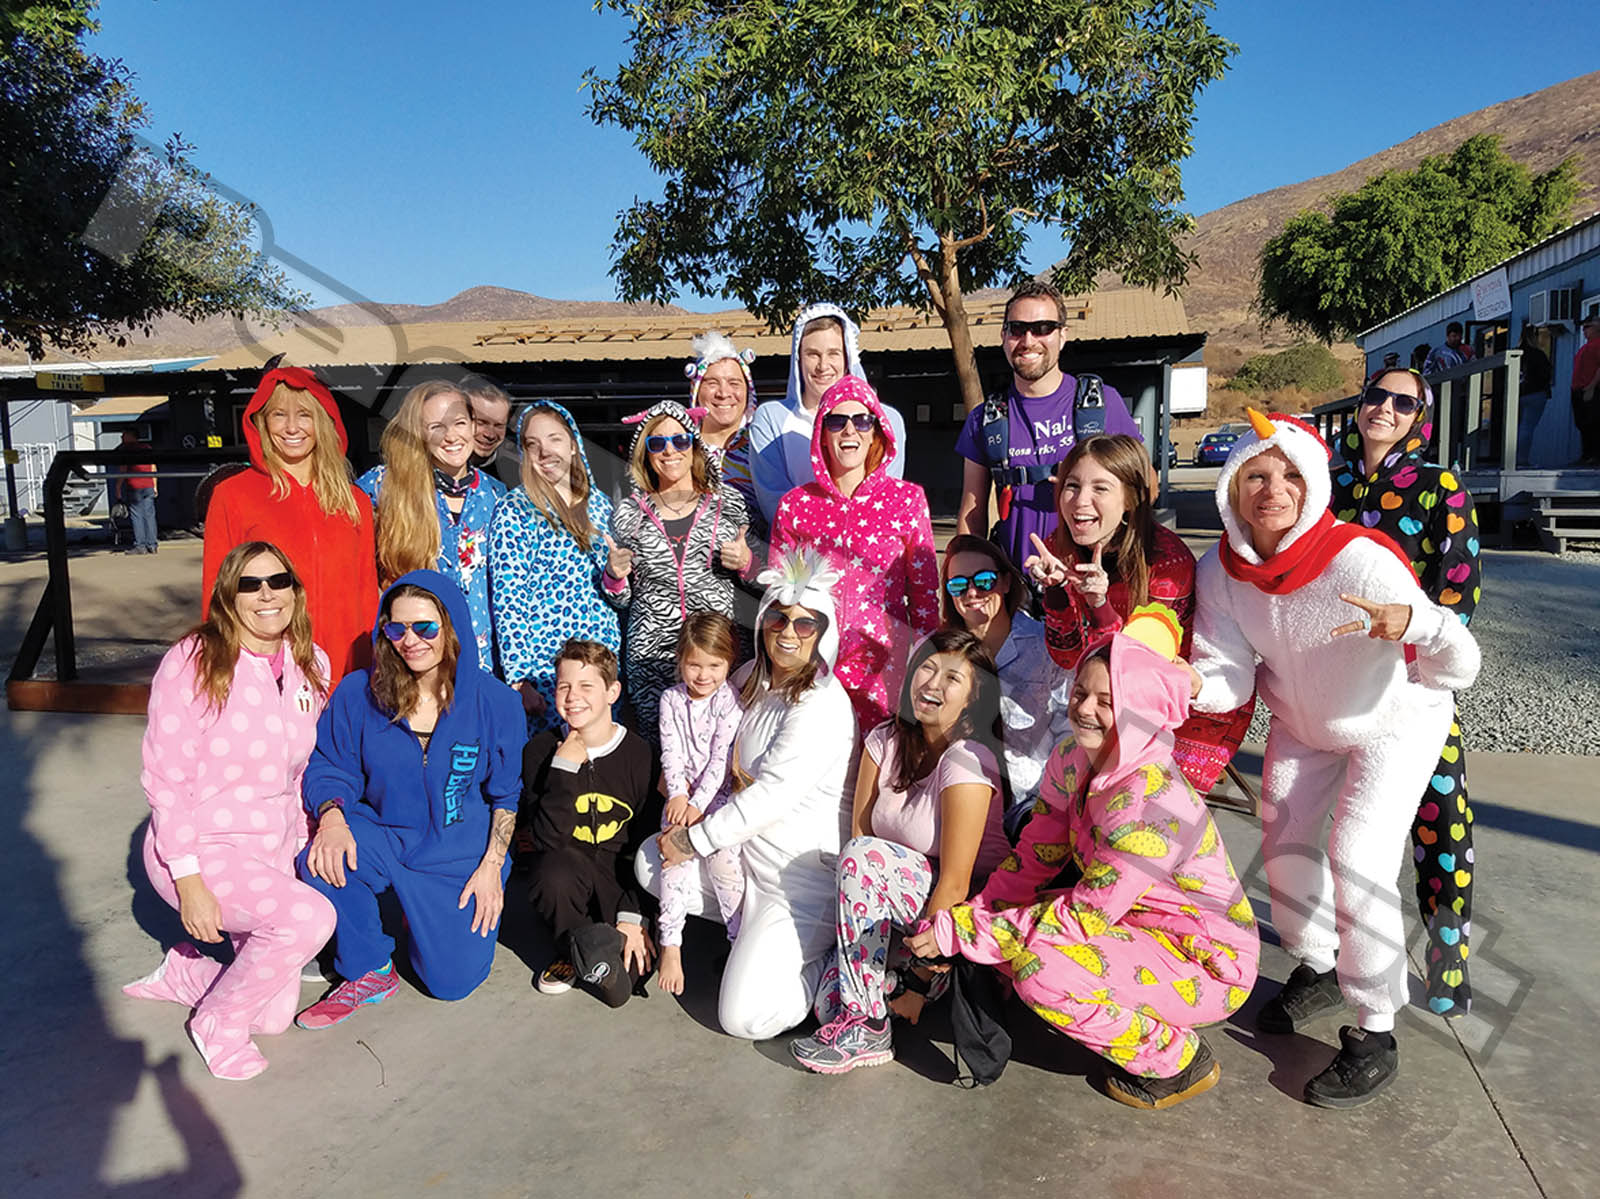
left=295, top=963, right=398, bottom=1030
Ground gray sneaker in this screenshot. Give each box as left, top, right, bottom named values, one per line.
left=791, top=1013, right=893, bottom=1075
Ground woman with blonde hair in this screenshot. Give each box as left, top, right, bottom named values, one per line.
left=358, top=379, right=506, bottom=672
left=489, top=401, right=621, bottom=732
left=126, top=540, right=336, bottom=1080
left=202, top=367, right=378, bottom=682
left=602, top=399, right=756, bottom=741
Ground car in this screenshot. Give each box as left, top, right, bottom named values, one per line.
left=1164, top=440, right=1179, bottom=469
left=1194, top=430, right=1241, bottom=466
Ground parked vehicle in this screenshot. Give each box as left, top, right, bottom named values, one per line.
left=1194, top=430, right=1241, bottom=466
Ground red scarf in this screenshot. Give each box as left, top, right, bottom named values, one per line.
left=1220, top=510, right=1412, bottom=594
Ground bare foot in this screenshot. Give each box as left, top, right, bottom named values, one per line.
left=657, top=946, right=684, bottom=995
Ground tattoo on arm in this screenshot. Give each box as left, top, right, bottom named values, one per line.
left=668, top=825, right=693, bottom=856
left=489, top=809, right=515, bottom=859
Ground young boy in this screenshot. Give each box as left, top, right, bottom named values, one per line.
left=524, top=639, right=657, bottom=997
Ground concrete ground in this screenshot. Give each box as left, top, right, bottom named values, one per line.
left=2, top=520, right=1596, bottom=1199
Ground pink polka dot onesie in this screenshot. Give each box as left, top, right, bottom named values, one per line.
left=928, top=626, right=1260, bottom=1079
left=126, top=638, right=336, bottom=1080
left=768, top=376, right=939, bottom=729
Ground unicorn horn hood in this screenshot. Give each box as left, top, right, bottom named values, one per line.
left=754, top=547, right=842, bottom=674
left=1215, top=407, right=1334, bottom=563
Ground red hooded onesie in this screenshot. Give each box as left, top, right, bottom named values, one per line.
left=201, top=368, right=379, bottom=681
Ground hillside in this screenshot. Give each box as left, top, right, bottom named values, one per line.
left=1185, top=69, right=1600, bottom=365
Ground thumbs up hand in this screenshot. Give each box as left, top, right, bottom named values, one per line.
left=603, top=533, right=635, bottom=581
left=719, top=524, right=752, bottom=572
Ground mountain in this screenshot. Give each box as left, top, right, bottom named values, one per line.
left=1, top=286, right=684, bottom=365
left=1182, top=70, right=1600, bottom=368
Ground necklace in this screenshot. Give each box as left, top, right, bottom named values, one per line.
left=652, top=489, right=700, bottom=519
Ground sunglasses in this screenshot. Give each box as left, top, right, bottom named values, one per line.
left=238, top=571, right=293, bottom=593
left=761, top=610, right=825, bottom=639
left=381, top=620, right=441, bottom=642
left=1359, top=386, right=1425, bottom=415
left=821, top=412, right=878, bottom=434
left=1003, top=319, right=1063, bottom=338
left=944, top=570, right=1001, bottom=598
left=645, top=433, right=694, bottom=454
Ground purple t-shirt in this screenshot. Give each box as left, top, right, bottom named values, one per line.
left=955, top=375, right=1140, bottom=570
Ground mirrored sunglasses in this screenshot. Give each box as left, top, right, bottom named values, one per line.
left=944, top=570, right=1001, bottom=598
left=1359, top=385, right=1424, bottom=415
left=821, top=412, right=878, bottom=434
left=645, top=433, right=694, bottom=454
left=381, top=620, right=441, bottom=642
left=239, top=571, right=293, bottom=593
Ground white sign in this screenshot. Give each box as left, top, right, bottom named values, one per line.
left=1472, top=268, right=1511, bottom=321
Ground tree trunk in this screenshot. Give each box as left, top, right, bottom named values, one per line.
left=935, top=239, right=986, bottom=414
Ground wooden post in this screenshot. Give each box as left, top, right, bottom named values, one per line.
left=1501, top=349, right=1522, bottom=471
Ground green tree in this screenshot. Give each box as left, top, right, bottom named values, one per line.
left=587, top=0, right=1233, bottom=411
left=1, top=0, right=303, bottom=358
left=1255, top=134, right=1579, bottom=344
left=1225, top=343, right=1343, bottom=393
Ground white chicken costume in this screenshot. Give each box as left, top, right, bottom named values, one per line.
left=1191, top=409, right=1481, bottom=1032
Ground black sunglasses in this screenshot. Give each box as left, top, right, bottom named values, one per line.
left=821, top=412, right=878, bottom=434
left=1003, top=319, right=1063, bottom=338
left=762, top=609, right=825, bottom=638
left=1360, top=385, right=1425, bottom=415
left=239, top=571, right=293, bottom=593
left=944, top=570, right=1001, bottom=598
left=381, top=620, right=441, bottom=642
left=645, top=433, right=694, bottom=454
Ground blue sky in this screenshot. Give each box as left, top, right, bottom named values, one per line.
left=90, top=0, right=1595, bottom=313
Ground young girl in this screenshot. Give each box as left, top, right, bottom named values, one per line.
left=655, top=612, right=746, bottom=995
left=907, top=606, right=1260, bottom=1110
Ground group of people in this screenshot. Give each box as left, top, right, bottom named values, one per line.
left=125, top=281, right=1482, bottom=1115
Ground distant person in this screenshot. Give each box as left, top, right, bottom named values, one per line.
left=1410, top=343, right=1431, bottom=373
left=1421, top=322, right=1474, bottom=375
left=202, top=367, right=378, bottom=683
left=489, top=402, right=621, bottom=733
left=117, top=428, right=158, bottom=554
left=357, top=380, right=506, bottom=670
left=686, top=331, right=763, bottom=535
left=126, top=541, right=334, bottom=1080
left=1572, top=313, right=1600, bottom=464
left=747, top=303, right=909, bottom=527
left=1381, top=351, right=1401, bottom=371
left=295, top=572, right=525, bottom=1028
left=1514, top=326, right=1552, bottom=468
left=462, top=373, right=520, bottom=490
left=956, top=281, right=1142, bottom=576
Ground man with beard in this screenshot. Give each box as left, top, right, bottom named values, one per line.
left=956, top=281, right=1142, bottom=573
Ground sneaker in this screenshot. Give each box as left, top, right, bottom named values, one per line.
left=790, top=1013, right=893, bottom=1075
left=1104, top=1035, right=1221, bottom=1110
left=1304, top=1025, right=1399, bottom=1109
left=536, top=960, right=576, bottom=995
left=294, top=963, right=398, bottom=1029
left=1256, top=963, right=1343, bottom=1034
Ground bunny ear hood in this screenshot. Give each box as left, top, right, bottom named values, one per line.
left=755, top=547, right=842, bottom=673
left=784, top=302, right=866, bottom=412
left=620, top=399, right=721, bottom=492
left=1215, top=408, right=1334, bottom=564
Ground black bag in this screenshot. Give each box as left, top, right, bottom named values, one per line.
left=948, top=959, right=1013, bottom=1087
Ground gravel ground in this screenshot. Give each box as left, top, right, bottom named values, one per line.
left=1242, top=547, right=1600, bottom=754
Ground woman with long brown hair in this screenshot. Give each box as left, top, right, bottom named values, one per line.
left=489, top=401, right=620, bottom=733
left=294, top=570, right=525, bottom=1029
left=202, top=367, right=378, bottom=681
left=125, top=541, right=335, bottom=1080
left=358, top=380, right=506, bottom=672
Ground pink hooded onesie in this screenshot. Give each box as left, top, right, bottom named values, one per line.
left=768, top=376, right=939, bottom=729
left=928, top=618, right=1260, bottom=1079
left=126, top=637, right=336, bottom=1080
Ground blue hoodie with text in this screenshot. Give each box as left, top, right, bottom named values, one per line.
left=303, top=569, right=527, bottom=875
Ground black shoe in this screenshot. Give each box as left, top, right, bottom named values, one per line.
left=1104, top=1036, right=1220, bottom=1110
left=1304, top=1025, right=1399, bottom=1108
left=1256, top=963, right=1343, bottom=1034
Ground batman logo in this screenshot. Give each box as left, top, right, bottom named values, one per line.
left=572, top=793, right=634, bottom=844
